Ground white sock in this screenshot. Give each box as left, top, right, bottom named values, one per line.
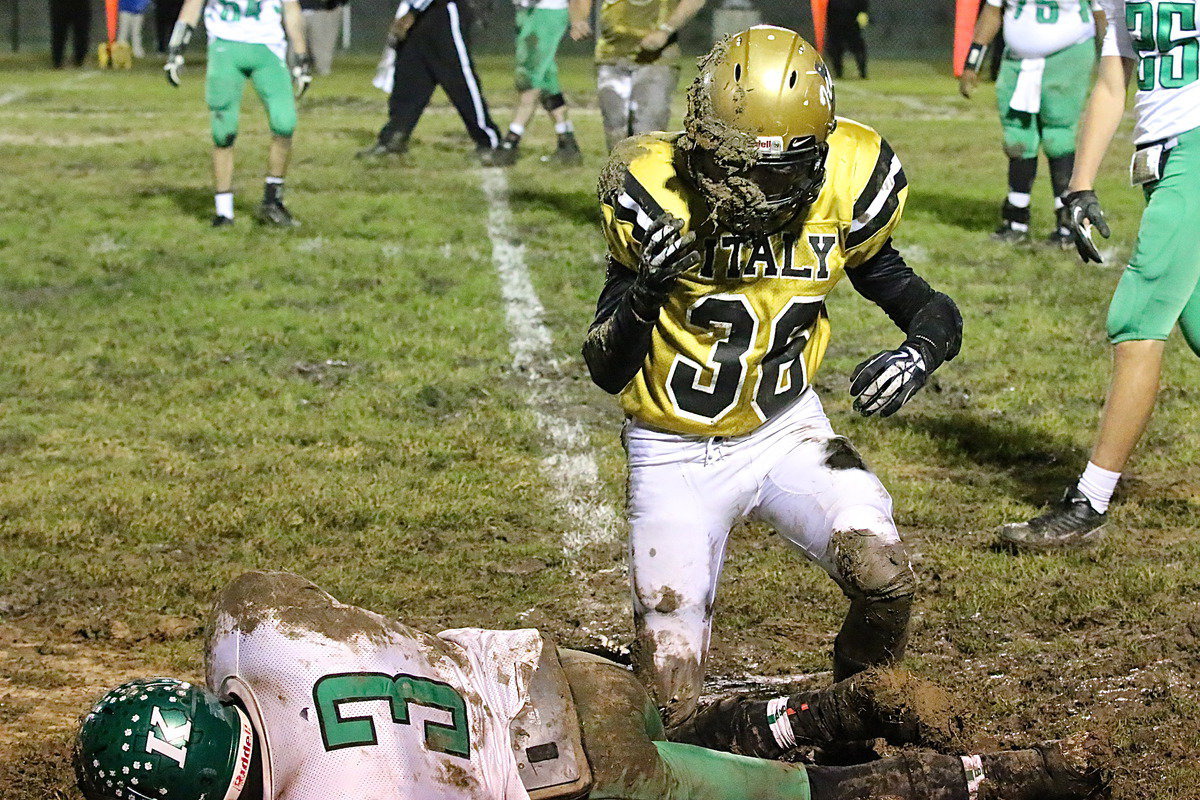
left=507, top=122, right=525, bottom=137
left=555, top=120, right=574, bottom=135
left=1078, top=461, right=1120, bottom=513
left=1007, top=191, right=1031, bottom=208
left=214, top=192, right=234, bottom=219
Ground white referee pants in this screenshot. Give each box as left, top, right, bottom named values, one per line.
left=624, top=389, right=914, bottom=729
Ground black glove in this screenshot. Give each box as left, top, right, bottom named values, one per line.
left=849, top=345, right=928, bottom=417
left=292, top=53, right=314, bottom=98
left=1065, top=189, right=1110, bottom=264
left=628, top=215, right=700, bottom=320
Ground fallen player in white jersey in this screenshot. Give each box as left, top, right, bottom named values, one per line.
left=74, top=571, right=1107, bottom=800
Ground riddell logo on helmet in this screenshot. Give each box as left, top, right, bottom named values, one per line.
left=757, top=136, right=784, bottom=156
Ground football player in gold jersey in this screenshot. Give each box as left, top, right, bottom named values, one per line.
left=583, top=26, right=964, bottom=730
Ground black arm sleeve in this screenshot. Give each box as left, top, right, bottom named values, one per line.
left=582, top=258, right=658, bottom=395
left=846, top=239, right=963, bottom=370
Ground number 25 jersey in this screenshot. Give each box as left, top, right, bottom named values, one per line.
left=206, top=575, right=538, bottom=800
left=599, top=117, right=908, bottom=437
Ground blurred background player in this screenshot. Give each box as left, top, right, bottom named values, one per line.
left=574, top=0, right=707, bottom=151
left=960, top=0, right=1098, bottom=245
left=73, top=570, right=1108, bottom=800
left=356, top=0, right=507, bottom=163
left=117, top=0, right=152, bottom=58
left=493, top=0, right=583, bottom=165
left=164, top=0, right=314, bottom=227
left=49, top=0, right=92, bottom=68
left=584, top=27, right=962, bottom=730
left=825, top=0, right=869, bottom=79
left=999, top=0, right=1200, bottom=550
left=298, top=0, right=348, bottom=75
left=155, top=0, right=187, bottom=52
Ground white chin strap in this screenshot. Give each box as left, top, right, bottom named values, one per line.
left=222, top=706, right=256, bottom=800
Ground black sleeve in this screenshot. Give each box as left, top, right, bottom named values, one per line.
left=582, top=258, right=657, bottom=395
left=846, top=239, right=963, bottom=370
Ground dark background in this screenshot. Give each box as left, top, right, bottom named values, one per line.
left=2, top=0, right=957, bottom=59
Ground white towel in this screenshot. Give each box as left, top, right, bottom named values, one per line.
left=1009, top=57, right=1046, bottom=114
left=373, top=46, right=395, bottom=94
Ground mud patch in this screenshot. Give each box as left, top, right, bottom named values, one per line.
left=823, top=437, right=868, bottom=471
left=596, top=137, right=654, bottom=204
left=0, top=732, right=77, bottom=800
left=865, top=668, right=965, bottom=752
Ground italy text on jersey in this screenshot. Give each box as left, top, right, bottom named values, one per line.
left=600, top=122, right=907, bottom=437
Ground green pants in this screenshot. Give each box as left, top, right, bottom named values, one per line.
left=1108, top=125, right=1200, bottom=355
left=560, top=650, right=812, bottom=800
left=995, top=38, right=1094, bottom=160
left=205, top=38, right=296, bottom=147
left=514, top=7, right=569, bottom=94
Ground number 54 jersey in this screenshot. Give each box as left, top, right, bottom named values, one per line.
left=600, top=118, right=908, bottom=437
left=205, top=572, right=540, bottom=800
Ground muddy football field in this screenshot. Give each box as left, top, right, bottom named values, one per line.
left=1, top=52, right=1198, bottom=797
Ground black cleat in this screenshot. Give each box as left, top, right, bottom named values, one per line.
left=547, top=134, right=582, bottom=165
left=255, top=201, right=300, bottom=228
left=212, top=215, right=235, bottom=228
left=356, top=134, right=408, bottom=159
left=996, top=485, right=1107, bottom=552
left=477, top=143, right=517, bottom=167
left=991, top=200, right=1031, bottom=243
left=1045, top=205, right=1074, bottom=249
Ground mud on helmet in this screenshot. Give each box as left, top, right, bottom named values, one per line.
left=684, top=25, right=837, bottom=234
left=74, top=678, right=255, bottom=800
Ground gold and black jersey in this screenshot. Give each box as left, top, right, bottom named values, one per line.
left=599, top=118, right=908, bottom=437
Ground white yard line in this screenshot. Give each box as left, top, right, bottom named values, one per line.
left=479, top=166, right=620, bottom=561
left=0, top=88, right=29, bottom=106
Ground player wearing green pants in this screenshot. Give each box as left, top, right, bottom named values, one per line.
left=73, top=571, right=1107, bottom=800
left=999, top=0, right=1200, bottom=548
left=164, top=0, right=312, bottom=226
left=496, top=0, right=582, bottom=165
left=960, top=0, right=1097, bottom=245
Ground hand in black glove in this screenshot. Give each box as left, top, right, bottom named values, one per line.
left=628, top=215, right=700, bottom=320
left=849, top=345, right=928, bottom=417
left=1065, top=189, right=1110, bottom=264
left=164, top=49, right=184, bottom=86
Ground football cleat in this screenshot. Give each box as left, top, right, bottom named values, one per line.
left=1045, top=205, right=1074, bottom=249
left=990, top=220, right=1030, bottom=243
left=548, top=134, right=582, bottom=165
left=356, top=134, right=408, bottom=159
left=996, top=485, right=1107, bottom=552
left=255, top=201, right=299, bottom=228
left=212, top=214, right=234, bottom=228
left=476, top=144, right=517, bottom=167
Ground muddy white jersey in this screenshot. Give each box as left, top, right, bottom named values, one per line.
left=205, top=581, right=540, bottom=800
left=987, top=0, right=1096, bottom=58
left=204, top=0, right=288, bottom=54
left=1100, top=0, right=1200, bottom=142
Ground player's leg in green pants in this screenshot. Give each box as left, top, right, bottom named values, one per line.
left=993, top=53, right=1040, bottom=237
left=505, top=7, right=578, bottom=162
left=1038, top=39, right=1095, bottom=237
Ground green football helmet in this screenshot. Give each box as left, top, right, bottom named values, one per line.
left=74, top=678, right=255, bottom=800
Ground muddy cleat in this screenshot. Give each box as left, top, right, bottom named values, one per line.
left=255, top=201, right=300, bottom=228
left=996, top=485, right=1107, bottom=553
left=991, top=200, right=1031, bottom=243
left=548, top=133, right=583, bottom=165
left=973, top=734, right=1111, bottom=800
left=356, top=134, right=408, bottom=159
left=1045, top=226, right=1074, bottom=248
left=1045, top=205, right=1075, bottom=249
left=477, top=144, right=517, bottom=167
left=212, top=214, right=234, bottom=228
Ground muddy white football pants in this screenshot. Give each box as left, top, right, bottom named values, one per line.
left=596, top=62, right=680, bottom=152
left=624, top=389, right=916, bottom=729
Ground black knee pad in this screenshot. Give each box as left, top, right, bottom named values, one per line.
left=831, top=531, right=917, bottom=603
left=540, top=92, right=566, bottom=112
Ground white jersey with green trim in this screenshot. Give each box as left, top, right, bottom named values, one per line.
left=204, top=0, right=288, bottom=54
left=1100, top=0, right=1200, bottom=142
left=206, top=599, right=539, bottom=800
left=988, top=0, right=1096, bottom=58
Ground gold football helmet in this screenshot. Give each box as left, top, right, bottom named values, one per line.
left=684, top=26, right=836, bottom=233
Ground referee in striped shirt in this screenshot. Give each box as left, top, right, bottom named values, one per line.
left=358, top=0, right=507, bottom=162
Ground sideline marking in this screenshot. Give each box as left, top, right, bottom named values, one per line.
left=479, top=166, right=619, bottom=560
left=0, top=89, right=29, bottom=106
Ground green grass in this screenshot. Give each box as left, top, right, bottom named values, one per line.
left=1, top=53, right=1199, bottom=798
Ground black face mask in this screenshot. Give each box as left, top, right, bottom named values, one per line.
left=689, top=138, right=829, bottom=235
